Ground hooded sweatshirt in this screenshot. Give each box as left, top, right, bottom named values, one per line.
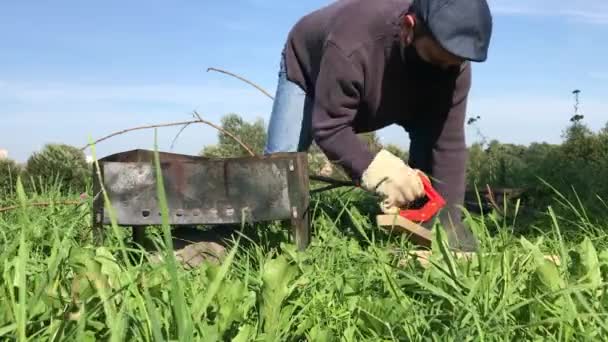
left=282, top=0, right=471, bottom=188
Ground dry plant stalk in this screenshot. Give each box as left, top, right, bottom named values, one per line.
left=169, top=112, right=198, bottom=150
left=206, top=67, right=274, bottom=100
left=1, top=67, right=279, bottom=214
left=80, top=113, right=256, bottom=157
left=83, top=67, right=276, bottom=155
left=1, top=113, right=259, bottom=213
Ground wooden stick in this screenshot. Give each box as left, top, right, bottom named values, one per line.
left=81, top=115, right=256, bottom=157
left=170, top=111, right=203, bottom=150
left=377, top=214, right=562, bottom=268
left=170, top=122, right=192, bottom=151
left=485, top=184, right=503, bottom=214
left=377, top=214, right=433, bottom=247
left=206, top=67, right=274, bottom=100
left=15, top=113, right=256, bottom=215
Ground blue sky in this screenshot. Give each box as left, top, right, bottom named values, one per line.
left=1, top=0, right=607, bottom=162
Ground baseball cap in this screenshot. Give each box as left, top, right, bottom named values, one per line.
left=411, top=0, right=493, bottom=62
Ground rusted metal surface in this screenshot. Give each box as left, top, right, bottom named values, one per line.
left=288, top=152, right=311, bottom=250
left=92, top=149, right=310, bottom=249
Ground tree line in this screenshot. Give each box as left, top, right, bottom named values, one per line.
left=2, top=105, right=606, bottom=229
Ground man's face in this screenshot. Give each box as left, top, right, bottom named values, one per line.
left=413, top=35, right=465, bottom=70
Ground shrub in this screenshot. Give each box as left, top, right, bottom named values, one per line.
left=24, top=143, right=90, bottom=194
left=0, top=158, right=23, bottom=198
left=383, top=143, right=409, bottom=161
left=200, top=114, right=267, bottom=158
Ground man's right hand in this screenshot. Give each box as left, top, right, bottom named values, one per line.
left=360, top=149, right=425, bottom=214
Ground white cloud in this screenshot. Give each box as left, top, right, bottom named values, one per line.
left=489, top=0, right=608, bottom=24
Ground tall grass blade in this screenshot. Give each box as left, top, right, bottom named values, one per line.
left=15, top=177, right=29, bottom=342
left=192, top=240, right=240, bottom=320
left=88, top=138, right=131, bottom=266
left=152, top=129, right=192, bottom=341
left=142, top=288, right=164, bottom=342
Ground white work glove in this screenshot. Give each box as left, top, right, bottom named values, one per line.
left=361, top=149, right=425, bottom=214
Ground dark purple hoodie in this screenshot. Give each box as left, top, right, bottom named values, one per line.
left=282, top=0, right=472, bottom=233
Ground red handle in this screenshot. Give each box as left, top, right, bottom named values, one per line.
left=399, top=172, right=446, bottom=222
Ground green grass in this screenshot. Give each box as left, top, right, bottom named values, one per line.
left=1, top=150, right=608, bottom=340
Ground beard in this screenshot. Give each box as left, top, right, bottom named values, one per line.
left=401, top=43, right=461, bottom=77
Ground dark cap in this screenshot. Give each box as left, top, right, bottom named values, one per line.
left=411, top=0, right=493, bottom=62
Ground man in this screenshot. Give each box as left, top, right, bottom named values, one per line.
left=264, top=0, right=493, bottom=251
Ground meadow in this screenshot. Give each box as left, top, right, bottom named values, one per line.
left=1, top=143, right=608, bottom=341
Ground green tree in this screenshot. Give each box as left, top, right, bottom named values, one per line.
left=24, top=143, right=89, bottom=194
left=466, top=142, right=486, bottom=189
left=561, top=122, right=602, bottom=164
left=358, top=132, right=383, bottom=155
left=553, top=121, right=606, bottom=209
left=0, top=158, right=23, bottom=199
left=463, top=88, right=608, bottom=226
left=466, top=140, right=527, bottom=189
left=384, top=144, right=409, bottom=161
left=200, top=113, right=267, bottom=157
left=200, top=114, right=395, bottom=180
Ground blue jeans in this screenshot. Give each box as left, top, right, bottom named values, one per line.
left=264, top=54, right=314, bottom=154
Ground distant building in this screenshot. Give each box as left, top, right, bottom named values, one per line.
left=0, top=149, right=7, bottom=160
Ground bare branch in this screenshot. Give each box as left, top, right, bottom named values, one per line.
left=109, top=66, right=275, bottom=158
left=485, top=184, right=503, bottom=215
left=81, top=117, right=256, bottom=157
left=206, top=67, right=274, bottom=100
left=170, top=111, right=211, bottom=150
left=170, top=123, right=192, bottom=151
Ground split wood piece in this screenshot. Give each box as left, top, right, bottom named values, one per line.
left=400, top=250, right=561, bottom=268
left=377, top=214, right=433, bottom=247
left=377, top=215, right=561, bottom=268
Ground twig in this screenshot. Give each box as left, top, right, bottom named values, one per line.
left=170, top=122, right=192, bottom=151
left=192, top=111, right=203, bottom=121
left=81, top=116, right=256, bottom=157
left=170, top=111, right=205, bottom=150
left=0, top=200, right=83, bottom=214
left=485, top=184, right=503, bottom=215
left=206, top=67, right=274, bottom=100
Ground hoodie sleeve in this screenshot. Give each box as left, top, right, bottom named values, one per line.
left=310, top=42, right=374, bottom=181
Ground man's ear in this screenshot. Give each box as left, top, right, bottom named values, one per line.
left=401, top=13, right=416, bottom=45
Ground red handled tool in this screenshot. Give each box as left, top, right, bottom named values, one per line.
left=399, top=172, right=446, bottom=223
left=310, top=172, right=446, bottom=222
left=310, top=172, right=446, bottom=247
left=376, top=173, right=446, bottom=247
